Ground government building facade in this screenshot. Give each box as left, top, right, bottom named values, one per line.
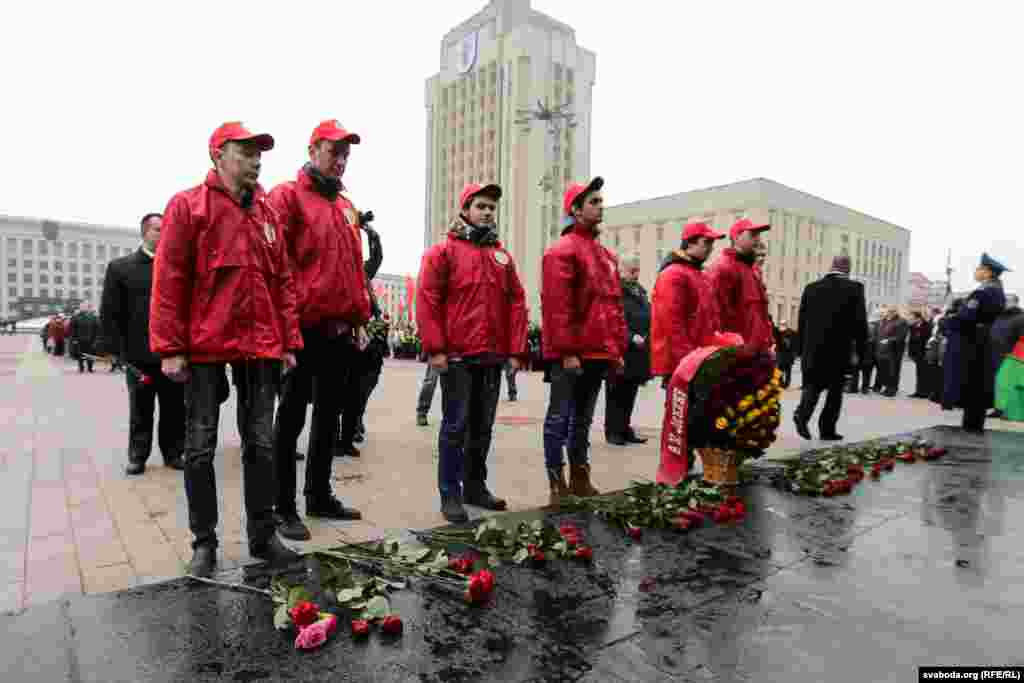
left=601, top=178, right=912, bottom=325
left=1, top=214, right=140, bottom=319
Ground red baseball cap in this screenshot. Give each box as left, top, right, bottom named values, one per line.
left=682, top=222, right=725, bottom=242
left=208, top=121, right=274, bottom=155
left=729, top=218, right=770, bottom=241
left=563, top=177, right=605, bottom=218
left=459, top=183, right=502, bottom=210
left=310, top=119, right=361, bottom=146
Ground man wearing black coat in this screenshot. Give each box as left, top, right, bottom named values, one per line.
left=907, top=311, right=933, bottom=398
left=773, top=321, right=797, bottom=388
left=70, top=302, right=101, bottom=373
left=99, top=213, right=185, bottom=475
left=605, top=257, right=651, bottom=445
left=793, top=256, right=867, bottom=441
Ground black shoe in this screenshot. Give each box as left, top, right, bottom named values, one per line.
left=508, top=394, right=517, bottom=402
left=987, top=410, right=1004, bottom=419
left=125, top=461, right=146, bottom=476
left=606, top=434, right=627, bottom=446
left=861, top=388, right=871, bottom=394
left=353, top=431, right=365, bottom=444
left=883, top=391, right=898, bottom=397
left=295, top=451, right=305, bottom=461
left=274, top=511, right=312, bottom=541
left=188, top=544, right=217, bottom=578
left=464, top=485, right=507, bottom=511
left=306, top=496, right=362, bottom=520
left=624, top=431, right=648, bottom=444
left=333, top=445, right=360, bottom=458
left=793, top=417, right=812, bottom=440
left=164, top=457, right=185, bottom=471
left=820, top=433, right=844, bottom=441
left=441, top=496, right=469, bottom=523
left=909, top=394, right=927, bottom=399
left=250, top=535, right=302, bottom=567
left=416, top=415, right=428, bottom=427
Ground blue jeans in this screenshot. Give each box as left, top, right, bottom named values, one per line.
left=437, top=363, right=502, bottom=498
left=543, top=362, right=607, bottom=468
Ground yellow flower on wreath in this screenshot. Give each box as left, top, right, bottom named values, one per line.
left=725, top=406, right=736, bottom=418
left=715, top=417, right=729, bottom=430
left=756, top=389, right=768, bottom=401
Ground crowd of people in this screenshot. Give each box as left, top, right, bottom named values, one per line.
left=32, top=117, right=1018, bottom=579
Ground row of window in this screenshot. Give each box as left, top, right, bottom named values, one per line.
left=6, top=258, right=104, bottom=273
left=5, top=287, right=92, bottom=300
left=7, top=272, right=94, bottom=286
left=4, top=237, right=133, bottom=260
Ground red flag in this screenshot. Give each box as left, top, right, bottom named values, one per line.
left=405, top=276, right=417, bottom=319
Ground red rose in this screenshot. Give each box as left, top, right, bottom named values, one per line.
left=381, top=615, right=403, bottom=635
left=672, top=515, right=692, bottom=531
left=731, top=501, right=746, bottom=517
left=574, top=545, right=594, bottom=560
left=712, top=506, right=731, bottom=523
left=884, top=459, right=895, bottom=471
left=351, top=619, right=370, bottom=637
left=465, top=569, right=496, bottom=604
left=448, top=557, right=474, bottom=575
left=559, top=523, right=579, bottom=537
left=289, top=600, right=320, bottom=628
left=682, top=510, right=705, bottom=526
left=725, top=496, right=742, bottom=507
left=626, top=526, right=642, bottom=540
left=140, top=374, right=154, bottom=385
left=476, top=569, right=495, bottom=594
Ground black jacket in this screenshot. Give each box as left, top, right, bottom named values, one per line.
left=877, top=317, right=909, bottom=358
left=69, top=311, right=101, bottom=348
left=907, top=320, right=932, bottom=360
left=797, top=274, right=868, bottom=385
left=620, top=280, right=651, bottom=382
left=100, top=248, right=161, bottom=370
left=991, top=307, right=1024, bottom=360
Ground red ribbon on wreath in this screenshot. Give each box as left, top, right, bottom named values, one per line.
left=657, top=332, right=745, bottom=486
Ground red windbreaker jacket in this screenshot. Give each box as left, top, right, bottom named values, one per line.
left=541, top=225, right=627, bottom=361
left=416, top=220, right=528, bottom=360
left=150, top=171, right=303, bottom=363
left=706, top=248, right=774, bottom=352
left=266, top=170, right=370, bottom=329
left=650, top=253, right=720, bottom=376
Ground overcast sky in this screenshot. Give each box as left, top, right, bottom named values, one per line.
left=2, top=1, right=1020, bottom=293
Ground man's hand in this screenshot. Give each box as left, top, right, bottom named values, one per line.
left=509, top=357, right=523, bottom=371
left=613, top=357, right=626, bottom=375
left=632, top=334, right=645, bottom=348
left=356, top=327, right=370, bottom=351
left=162, top=355, right=190, bottom=383
left=429, top=353, right=448, bottom=371
left=562, top=355, right=581, bottom=370
left=283, top=352, right=298, bottom=372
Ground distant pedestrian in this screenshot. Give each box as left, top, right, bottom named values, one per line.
left=70, top=302, right=101, bottom=373
left=605, top=255, right=651, bottom=446
left=773, top=321, right=797, bottom=388
left=793, top=256, right=868, bottom=441
left=907, top=311, right=933, bottom=398
left=875, top=306, right=908, bottom=396
left=940, top=299, right=965, bottom=410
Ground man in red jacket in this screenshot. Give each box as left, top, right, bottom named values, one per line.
left=267, top=120, right=369, bottom=541
left=150, top=121, right=304, bottom=577
left=416, top=183, right=528, bottom=522
left=541, top=177, right=627, bottom=504
left=707, top=218, right=774, bottom=352
left=650, top=221, right=725, bottom=379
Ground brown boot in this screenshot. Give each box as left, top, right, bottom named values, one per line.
left=547, top=466, right=570, bottom=507
left=569, top=463, right=600, bottom=497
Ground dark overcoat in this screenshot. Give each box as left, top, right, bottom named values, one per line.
left=797, top=274, right=868, bottom=385
left=957, top=280, right=1006, bottom=409
left=99, top=248, right=162, bottom=371
left=620, top=281, right=652, bottom=383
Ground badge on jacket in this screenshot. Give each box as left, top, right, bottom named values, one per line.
left=493, top=251, right=509, bottom=266
left=263, top=222, right=276, bottom=245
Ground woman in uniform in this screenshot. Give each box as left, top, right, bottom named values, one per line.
left=958, top=253, right=1010, bottom=433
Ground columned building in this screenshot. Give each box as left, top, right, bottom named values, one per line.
left=1, top=214, right=140, bottom=319
left=601, top=178, right=912, bottom=325
left=424, top=0, right=596, bottom=315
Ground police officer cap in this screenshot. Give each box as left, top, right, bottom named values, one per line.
left=980, top=252, right=1011, bottom=275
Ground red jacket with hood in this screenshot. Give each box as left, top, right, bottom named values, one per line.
left=706, top=247, right=773, bottom=352
left=541, top=224, right=627, bottom=362
left=650, top=251, right=720, bottom=376
left=150, top=170, right=303, bottom=363
left=266, top=169, right=370, bottom=329
left=416, top=217, right=528, bottom=360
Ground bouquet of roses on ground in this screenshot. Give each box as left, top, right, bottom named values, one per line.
left=687, top=346, right=781, bottom=455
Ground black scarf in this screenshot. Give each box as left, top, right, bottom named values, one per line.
left=451, top=215, right=499, bottom=246
left=304, top=163, right=343, bottom=201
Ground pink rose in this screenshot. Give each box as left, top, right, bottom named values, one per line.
left=294, top=620, right=330, bottom=650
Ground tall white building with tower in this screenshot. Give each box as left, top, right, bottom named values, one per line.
left=423, top=0, right=596, bottom=315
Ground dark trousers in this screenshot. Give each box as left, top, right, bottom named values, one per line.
left=273, top=329, right=355, bottom=512
left=437, top=363, right=502, bottom=498
left=53, top=339, right=65, bottom=356
left=605, top=378, right=641, bottom=438
left=185, top=361, right=279, bottom=550
left=127, top=369, right=185, bottom=464
left=912, top=356, right=929, bottom=396
left=416, top=364, right=440, bottom=417
left=877, top=351, right=905, bottom=393
left=504, top=361, right=519, bottom=399
left=794, top=378, right=845, bottom=436
left=778, top=363, right=793, bottom=388
left=340, top=351, right=384, bottom=446
left=543, top=362, right=607, bottom=468
left=78, top=348, right=95, bottom=372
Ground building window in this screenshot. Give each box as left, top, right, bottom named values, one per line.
left=83, top=290, right=92, bottom=300
left=25, top=288, right=33, bottom=298
left=97, top=245, right=106, bottom=260
left=54, top=262, right=62, bottom=271
left=55, top=288, right=63, bottom=298
left=71, top=290, right=78, bottom=299
left=83, top=263, right=92, bottom=273
left=7, top=273, right=15, bottom=283
left=39, top=261, right=48, bottom=270
left=6, top=238, right=16, bottom=250
left=24, top=259, right=33, bottom=269
left=68, top=243, right=78, bottom=258
left=54, top=276, right=63, bottom=285
left=55, top=242, right=63, bottom=257
left=22, top=239, right=33, bottom=254
left=8, top=287, right=16, bottom=297
left=39, top=274, right=49, bottom=284
left=40, top=288, right=49, bottom=298
left=7, top=258, right=15, bottom=268
left=70, top=275, right=78, bottom=285
left=23, top=274, right=32, bottom=283
left=38, top=241, right=49, bottom=255
left=83, top=277, right=93, bottom=287
left=69, top=262, right=77, bottom=272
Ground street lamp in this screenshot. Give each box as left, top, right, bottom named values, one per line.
left=514, top=99, right=577, bottom=232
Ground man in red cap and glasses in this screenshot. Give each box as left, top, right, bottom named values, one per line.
left=266, top=120, right=369, bottom=541
left=416, top=183, right=528, bottom=522
left=541, top=177, right=626, bottom=505
left=707, top=218, right=774, bottom=352
left=150, top=122, right=303, bottom=577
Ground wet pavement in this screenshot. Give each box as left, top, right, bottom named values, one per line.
left=3, top=425, right=1023, bottom=682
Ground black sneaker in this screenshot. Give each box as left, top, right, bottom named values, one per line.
left=125, top=461, right=146, bottom=476
left=441, top=496, right=469, bottom=523
left=306, top=496, right=362, bottom=520
left=188, top=544, right=217, bottom=578
left=250, top=535, right=302, bottom=567
left=164, top=457, right=185, bottom=471
left=274, top=511, right=312, bottom=541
